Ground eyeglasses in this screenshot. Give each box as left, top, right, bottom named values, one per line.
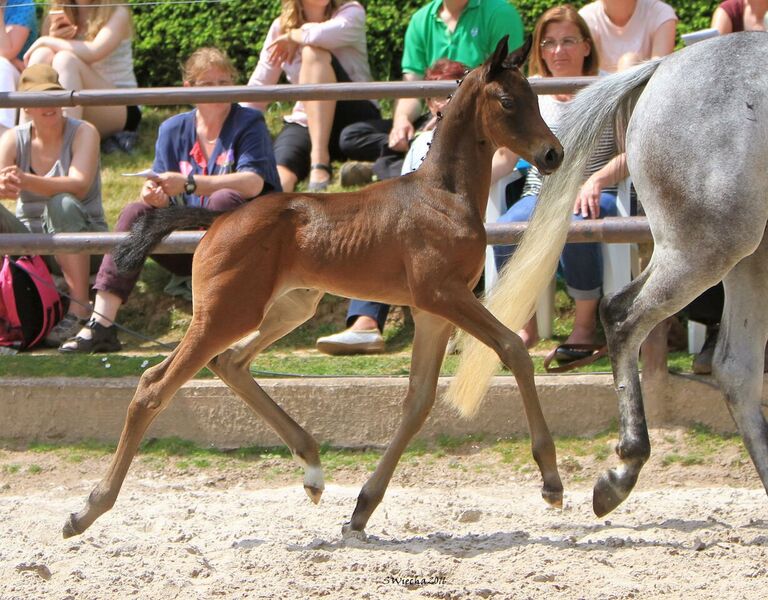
left=540, top=36, right=584, bottom=52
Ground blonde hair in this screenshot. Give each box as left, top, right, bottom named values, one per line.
left=529, top=4, right=599, bottom=77
left=280, top=0, right=350, bottom=30
left=52, top=0, right=129, bottom=41
left=181, top=47, right=239, bottom=84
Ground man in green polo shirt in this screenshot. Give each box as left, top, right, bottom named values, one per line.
left=392, top=0, right=524, bottom=152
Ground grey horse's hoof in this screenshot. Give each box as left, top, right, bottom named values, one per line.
left=62, top=514, right=83, bottom=539
left=593, top=472, right=629, bottom=517
left=341, top=522, right=367, bottom=541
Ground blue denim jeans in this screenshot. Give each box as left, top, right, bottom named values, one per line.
left=493, top=192, right=618, bottom=300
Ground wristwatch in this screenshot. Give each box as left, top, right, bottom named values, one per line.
left=184, top=173, right=197, bottom=195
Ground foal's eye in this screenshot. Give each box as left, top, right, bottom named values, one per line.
left=500, top=96, right=515, bottom=110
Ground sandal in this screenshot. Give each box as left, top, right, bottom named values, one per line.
left=543, top=343, right=608, bottom=373
left=307, top=163, right=333, bottom=192
left=58, top=318, right=122, bottom=354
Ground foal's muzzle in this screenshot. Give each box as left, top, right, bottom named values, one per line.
left=534, top=145, right=564, bottom=175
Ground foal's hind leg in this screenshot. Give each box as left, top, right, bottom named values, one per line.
left=207, top=288, right=326, bottom=503
left=715, top=248, right=768, bottom=495
left=595, top=254, right=734, bottom=516
left=344, top=309, right=453, bottom=537
left=62, top=327, right=239, bottom=537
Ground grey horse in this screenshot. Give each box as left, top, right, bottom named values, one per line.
left=448, top=32, right=768, bottom=516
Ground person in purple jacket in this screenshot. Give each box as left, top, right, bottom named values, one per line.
left=61, top=47, right=281, bottom=353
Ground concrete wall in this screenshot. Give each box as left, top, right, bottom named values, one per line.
left=2, top=374, right=763, bottom=448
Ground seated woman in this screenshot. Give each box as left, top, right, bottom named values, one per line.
left=246, top=0, right=380, bottom=192
left=0, top=0, right=37, bottom=135
left=61, top=47, right=281, bottom=353
left=493, top=4, right=629, bottom=361
left=579, top=0, right=677, bottom=72
left=711, top=0, right=766, bottom=34
left=23, top=0, right=140, bottom=144
left=0, top=64, right=107, bottom=346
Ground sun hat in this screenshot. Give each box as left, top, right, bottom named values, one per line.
left=18, top=64, right=65, bottom=93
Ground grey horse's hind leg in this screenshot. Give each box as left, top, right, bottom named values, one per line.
left=207, top=288, right=326, bottom=503
left=596, top=253, right=732, bottom=516
left=715, top=244, right=768, bottom=495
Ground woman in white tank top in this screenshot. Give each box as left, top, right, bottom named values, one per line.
left=22, top=1, right=138, bottom=139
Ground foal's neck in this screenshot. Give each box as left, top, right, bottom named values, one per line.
left=419, top=82, right=494, bottom=212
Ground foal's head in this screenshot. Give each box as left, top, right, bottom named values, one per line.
left=472, top=36, right=563, bottom=174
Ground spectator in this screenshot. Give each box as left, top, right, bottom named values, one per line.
left=60, top=48, right=281, bottom=353
left=314, top=58, right=469, bottom=356
left=0, top=64, right=107, bottom=346
left=338, top=0, right=524, bottom=187
left=246, top=0, right=380, bottom=192
left=493, top=4, right=628, bottom=361
left=711, top=0, right=766, bottom=34
left=23, top=0, right=141, bottom=149
left=0, top=0, right=37, bottom=135
left=316, top=0, right=524, bottom=355
left=579, top=0, right=677, bottom=73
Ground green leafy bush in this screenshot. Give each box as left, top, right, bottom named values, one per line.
left=126, top=0, right=721, bottom=86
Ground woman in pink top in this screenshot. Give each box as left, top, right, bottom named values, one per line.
left=711, top=0, right=767, bottom=33
left=579, top=0, right=677, bottom=72
left=247, top=0, right=379, bottom=192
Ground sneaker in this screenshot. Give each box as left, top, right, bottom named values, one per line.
left=44, top=313, right=88, bottom=347
left=692, top=325, right=718, bottom=375
left=339, top=161, right=374, bottom=187
left=114, top=130, right=139, bottom=153
left=58, top=318, right=122, bottom=354
left=316, top=328, right=385, bottom=355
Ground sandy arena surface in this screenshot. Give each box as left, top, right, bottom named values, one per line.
left=1, top=430, right=767, bottom=599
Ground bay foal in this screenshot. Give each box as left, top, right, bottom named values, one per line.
left=62, top=37, right=564, bottom=539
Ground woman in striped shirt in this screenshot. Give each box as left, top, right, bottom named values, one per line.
left=494, top=5, right=629, bottom=361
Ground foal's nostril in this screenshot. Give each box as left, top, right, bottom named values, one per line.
left=545, top=147, right=563, bottom=169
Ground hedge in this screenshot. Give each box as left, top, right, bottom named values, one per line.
left=37, top=0, right=725, bottom=87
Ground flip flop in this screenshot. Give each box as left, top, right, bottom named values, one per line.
left=543, top=343, right=608, bottom=373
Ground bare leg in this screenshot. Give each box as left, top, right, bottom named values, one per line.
left=715, top=243, right=768, bottom=495
left=208, top=289, right=326, bottom=502
left=51, top=51, right=127, bottom=137
left=54, top=253, right=92, bottom=319
left=566, top=298, right=599, bottom=344
left=343, top=309, right=453, bottom=536
left=278, top=165, right=299, bottom=193
left=299, top=45, right=336, bottom=187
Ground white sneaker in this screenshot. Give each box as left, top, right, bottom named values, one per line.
left=316, top=328, right=385, bottom=355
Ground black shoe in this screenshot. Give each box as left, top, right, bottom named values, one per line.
left=59, top=318, right=122, bottom=353
left=692, top=325, right=718, bottom=375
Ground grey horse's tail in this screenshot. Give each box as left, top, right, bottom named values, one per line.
left=446, top=59, right=662, bottom=418
left=113, top=206, right=223, bottom=274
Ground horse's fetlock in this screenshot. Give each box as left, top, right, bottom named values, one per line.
left=615, top=438, right=650, bottom=463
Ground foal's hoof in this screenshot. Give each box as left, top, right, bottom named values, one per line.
left=593, top=471, right=630, bottom=517
left=542, top=486, right=563, bottom=509
left=341, top=522, right=367, bottom=541
left=62, top=514, right=83, bottom=539
left=304, top=484, right=324, bottom=505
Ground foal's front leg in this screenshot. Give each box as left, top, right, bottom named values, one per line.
left=429, top=286, right=563, bottom=508
left=344, top=309, right=453, bottom=537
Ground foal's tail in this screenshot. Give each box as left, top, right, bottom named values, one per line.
left=113, top=206, right=223, bottom=274
left=446, top=59, right=663, bottom=418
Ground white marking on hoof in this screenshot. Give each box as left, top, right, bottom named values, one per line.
left=303, top=466, right=325, bottom=504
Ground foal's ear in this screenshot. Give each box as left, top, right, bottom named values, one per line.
left=505, top=36, right=532, bottom=69
left=486, top=35, right=509, bottom=82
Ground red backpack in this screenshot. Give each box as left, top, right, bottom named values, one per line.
left=0, top=255, right=64, bottom=350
